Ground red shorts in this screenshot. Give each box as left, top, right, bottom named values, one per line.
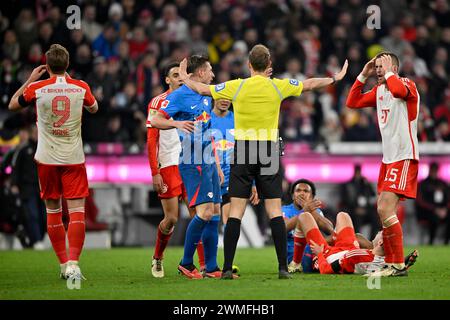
left=377, top=159, right=418, bottom=199
left=37, top=163, right=89, bottom=200
left=158, top=165, right=186, bottom=199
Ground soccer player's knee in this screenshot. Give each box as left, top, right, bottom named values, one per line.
left=337, top=211, right=351, bottom=221
left=299, top=211, right=313, bottom=222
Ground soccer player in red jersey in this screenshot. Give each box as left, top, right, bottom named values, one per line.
left=346, top=52, right=420, bottom=276
left=146, top=62, right=205, bottom=277
left=8, top=44, right=98, bottom=280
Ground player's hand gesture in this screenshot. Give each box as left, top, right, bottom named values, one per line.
left=175, top=120, right=195, bottom=133
left=334, top=59, right=348, bottom=81
left=380, top=54, right=393, bottom=73
left=310, top=240, right=324, bottom=255
left=179, top=58, right=193, bottom=82
left=28, top=65, right=47, bottom=82
left=152, top=173, right=165, bottom=194
left=249, top=185, right=260, bottom=205
left=264, top=67, right=273, bottom=78
left=299, top=196, right=322, bottom=213
left=361, top=57, right=376, bottom=78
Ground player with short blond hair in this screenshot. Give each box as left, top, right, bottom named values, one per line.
left=346, top=52, right=420, bottom=276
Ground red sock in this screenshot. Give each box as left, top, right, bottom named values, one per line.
left=382, top=228, right=394, bottom=263
left=197, top=240, right=205, bottom=268
left=293, top=236, right=307, bottom=264
left=306, top=228, right=328, bottom=247
left=47, top=208, right=68, bottom=264
left=153, top=224, right=173, bottom=260
left=383, top=219, right=404, bottom=264
left=67, top=208, right=85, bottom=261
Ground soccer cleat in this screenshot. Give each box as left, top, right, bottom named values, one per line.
left=364, top=264, right=407, bottom=277
left=221, top=270, right=234, bottom=280
left=204, top=268, right=239, bottom=279
left=60, top=263, right=68, bottom=280
left=64, top=261, right=86, bottom=281
left=151, top=258, right=164, bottom=278
left=287, top=260, right=303, bottom=273
left=177, top=264, right=203, bottom=279
left=279, top=270, right=293, bottom=279
left=405, top=249, right=419, bottom=270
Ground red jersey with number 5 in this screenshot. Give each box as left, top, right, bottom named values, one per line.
left=22, top=75, right=96, bottom=165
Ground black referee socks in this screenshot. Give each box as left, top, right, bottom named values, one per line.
left=223, top=217, right=241, bottom=272
left=270, top=216, right=288, bottom=272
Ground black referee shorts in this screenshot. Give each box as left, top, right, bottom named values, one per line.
left=229, top=140, right=282, bottom=199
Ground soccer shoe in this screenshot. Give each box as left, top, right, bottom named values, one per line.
left=279, top=270, right=293, bottom=279
left=405, top=249, right=419, bottom=270
left=177, top=264, right=203, bottom=279
left=64, top=262, right=86, bottom=281
left=60, top=263, right=68, bottom=280
left=287, top=261, right=303, bottom=273
left=363, top=264, right=407, bottom=277
left=204, top=268, right=239, bottom=279
left=221, top=270, right=234, bottom=280
left=151, top=258, right=164, bottom=278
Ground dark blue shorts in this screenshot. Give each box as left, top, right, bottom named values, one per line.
left=179, top=163, right=221, bottom=208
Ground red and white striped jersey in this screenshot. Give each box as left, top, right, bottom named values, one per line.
left=346, top=72, right=420, bottom=164
left=326, top=248, right=375, bottom=274
left=146, top=90, right=181, bottom=172
left=21, top=75, right=95, bottom=165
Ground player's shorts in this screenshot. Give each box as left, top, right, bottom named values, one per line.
left=377, top=159, right=418, bottom=200
left=37, top=162, right=89, bottom=200
left=179, top=163, right=221, bottom=208
left=229, top=140, right=282, bottom=199
left=221, top=193, right=230, bottom=207
left=158, top=165, right=186, bottom=199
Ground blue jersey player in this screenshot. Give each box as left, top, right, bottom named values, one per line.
left=152, top=56, right=224, bottom=279
left=283, top=179, right=334, bottom=273
left=210, top=99, right=259, bottom=226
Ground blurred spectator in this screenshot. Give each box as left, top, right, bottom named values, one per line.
left=81, top=4, right=103, bottom=42
left=86, top=56, right=115, bottom=110
left=154, top=4, right=189, bottom=43
left=14, top=9, right=38, bottom=56
left=137, top=9, right=155, bottom=39
left=416, top=163, right=450, bottom=244
left=37, top=20, right=54, bottom=52
left=380, top=25, right=408, bottom=57
left=343, top=111, right=378, bottom=142
left=26, top=43, right=45, bottom=68
left=418, top=104, right=437, bottom=142
left=319, top=111, right=343, bottom=145
left=189, top=24, right=208, bottom=56
left=122, top=0, right=139, bottom=29
left=339, top=164, right=379, bottom=239
left=208, top=25, right=234, bottom=66
left=2, top=30, right=20, bottom=61
left=10, top=125, right=46, bottom=249
left=434, top=89, right=450, bottom=126
left=92, top=23, right=120, bottom=59
left=128, top=26, right=150, bottom=60
left=413, top=25, right=436, bottom=63
left=71, top=44, right=92, bottom=79
left=105, top=114, right=130, bottom=143
left=135, top=52, right=160, bottom=105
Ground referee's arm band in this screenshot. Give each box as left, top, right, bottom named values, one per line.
left=18, top=95, right=29, bottom=107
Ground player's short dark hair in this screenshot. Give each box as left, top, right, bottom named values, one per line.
left=375, top=51, right=400, bottom=67
left=290, top=179, right=316, bottom=197
left=45, top=44, right=69, bottom=74
left=249, top=44, right=271, bottom=72
left=187, top=55, right=209, bottom=74
left=163, top=62, right=180, bottom=77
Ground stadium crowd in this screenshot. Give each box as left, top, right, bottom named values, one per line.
left=1, top=0, right=450, bottom=147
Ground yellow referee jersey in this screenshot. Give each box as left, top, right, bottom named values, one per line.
left=210, top=75, right=303, bottom=141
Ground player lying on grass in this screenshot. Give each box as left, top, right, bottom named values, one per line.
left=283, top=179, right=377, bottom=273
left=297, top=211, right=418, bottom=275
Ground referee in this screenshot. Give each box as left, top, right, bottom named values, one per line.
left=178, top=44, right=348, bottom=279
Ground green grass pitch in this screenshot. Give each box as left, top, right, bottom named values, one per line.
left=1, top=246, right=449, bottom=300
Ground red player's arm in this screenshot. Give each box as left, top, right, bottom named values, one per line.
left=385, top=72, right=409, bottom=99
left=147, top=127, right=160, bottom=176
left=346, top=76, right=377, bottom=109
left=316, top=253, right=336, bottom=274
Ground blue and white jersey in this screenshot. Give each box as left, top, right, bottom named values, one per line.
left=211, top=110, right=234, bottom=195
